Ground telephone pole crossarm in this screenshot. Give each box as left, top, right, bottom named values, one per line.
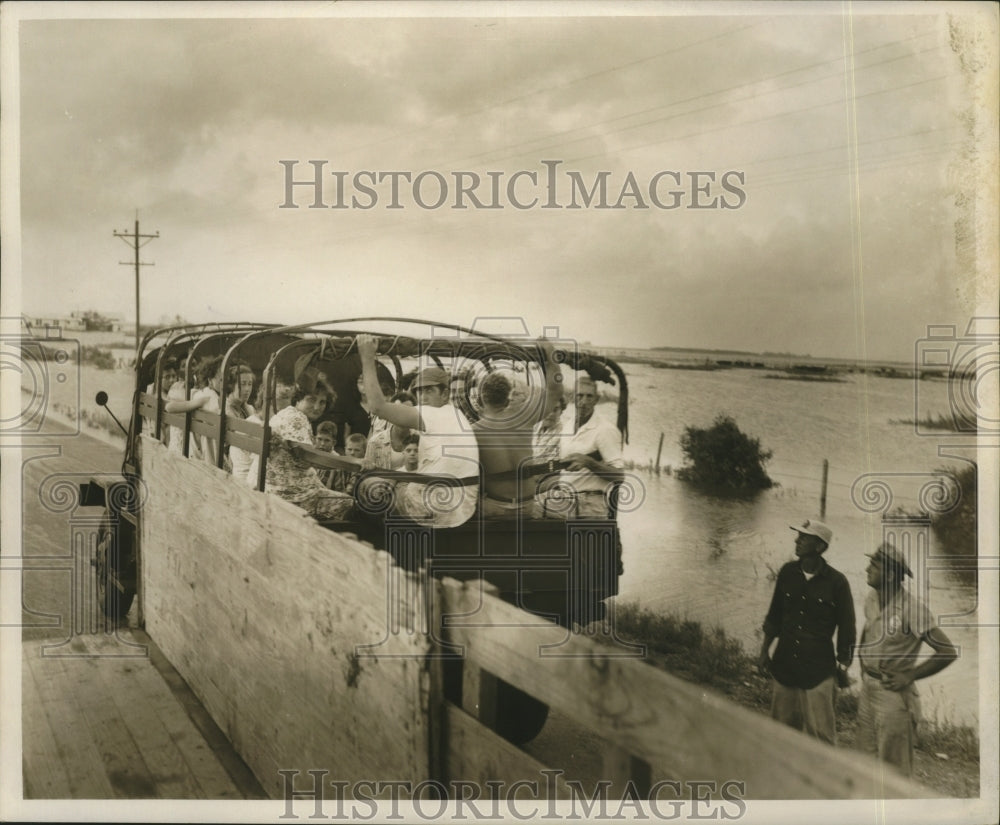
left=114, top=218, right=159, bottom=354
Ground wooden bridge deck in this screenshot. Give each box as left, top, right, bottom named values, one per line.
left=21, top=628, right=265, bottom=800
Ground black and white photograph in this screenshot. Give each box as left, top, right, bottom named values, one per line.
left=1, top=2, right=997, bottom=823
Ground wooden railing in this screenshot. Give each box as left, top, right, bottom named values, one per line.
left=138, top=437, right=932, bottom=802
left=433, top=578, right=931, bottom=800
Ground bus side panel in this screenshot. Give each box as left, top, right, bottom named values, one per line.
left=137, top=436, right=432, bottom=798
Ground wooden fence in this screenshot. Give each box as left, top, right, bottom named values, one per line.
left=138, top=437, right=930, bottom=801
left=434, top=578, right=930, bottom=800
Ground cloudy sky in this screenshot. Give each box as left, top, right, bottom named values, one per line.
left=4, top=2, right=997, bottom=361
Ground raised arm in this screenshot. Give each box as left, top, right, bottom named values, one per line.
left=356, top=334, right=421, bottom=431
left=164, top=387, right=209, bottom=414
left=538, top=339, right=565, bottom=420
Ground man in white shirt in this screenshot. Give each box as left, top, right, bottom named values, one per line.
left=541, top=375, right=624, bottom=518
left=356, top=334, right=479, bottom=528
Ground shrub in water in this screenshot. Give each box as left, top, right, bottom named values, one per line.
left=676, top=414, right=774, bottom=496
left=930, top=462, right=976, bottom=581
left=81, top=345, right=116, bottom=370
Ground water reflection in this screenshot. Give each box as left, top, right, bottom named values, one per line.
left=612, top=366, right=981, bottom=726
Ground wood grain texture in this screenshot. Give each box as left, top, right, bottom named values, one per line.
left=442, top=704, right=573, bottom=800
left=437, top=578, right=931, bottom=800
left=22, top=657, right=73, bottom=799
left=22, top=632, right=247, bottom=800
left=136, top=438, right=933, bottom=801
left=26, top=647, right=117, bottom=798
left=139, top=437, right=432, bottom=799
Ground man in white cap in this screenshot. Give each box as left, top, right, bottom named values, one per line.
left=355, top=334, right=479, bottom=528
left=856, top=541, right=957, bottom=776
left=759, top=518, right=856, bottom=745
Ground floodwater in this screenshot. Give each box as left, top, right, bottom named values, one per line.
left=614, top=363, right=983, bottom=726
left=39, top=353, right=985, bottom=726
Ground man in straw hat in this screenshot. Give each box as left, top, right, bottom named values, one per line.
left=856, top=541, right=957, bottom=776
left=759, top=519, right=856, bottom=744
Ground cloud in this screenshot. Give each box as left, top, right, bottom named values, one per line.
left=13, top=11, right=982, bottom=362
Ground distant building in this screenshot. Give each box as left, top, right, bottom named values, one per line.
left=69, top=310, right=125, bottom=332
left=23, top=316, right=72, bottom=335
left=25, top=311, right=125, bottom=334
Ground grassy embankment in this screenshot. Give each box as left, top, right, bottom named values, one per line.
left=600, top=602, right=980, bottom=796
left=41, top=359, right=133, bottom=442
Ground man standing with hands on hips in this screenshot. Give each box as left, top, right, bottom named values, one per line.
left=759, top=519, right=856, bottom=745
left=856, top=541, right=958, bottom=776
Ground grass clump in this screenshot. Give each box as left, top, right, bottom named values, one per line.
left=80, top=345, right=117, bottom=370
left=930, top=463, right=977, bottom=563
left=603, top=601, right=980, bottom=774
left=919, top=717, right=980, bottom=757
left=610, top=602, right=760, bottom=691
left=891, top=463, right=976, bottom=583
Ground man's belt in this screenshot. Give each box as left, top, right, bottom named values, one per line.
left=486, top=450, right=604, bottom=483
left=483, top=492, right=538, bottom=505
left=861, top=664, right=882, bottom=680
left=353, top=451, right=607, bottom=488
left=294, top=442, right=610, bottom=488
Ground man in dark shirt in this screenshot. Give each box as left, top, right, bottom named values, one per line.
left=758, top=519, right=856, bottom=745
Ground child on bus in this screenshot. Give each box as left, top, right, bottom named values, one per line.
left=330, top=433, right=365, bottom=494
left=402, top=433, right=420, bottom=472
left=314, top=421, right=339, bottom=488
left=164, top=355, right=223, bottom=461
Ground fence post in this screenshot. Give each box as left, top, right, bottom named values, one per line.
left=820, top=459, right=829, bottom=519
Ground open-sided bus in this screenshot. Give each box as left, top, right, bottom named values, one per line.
left=79, top=318, right=629, bottom=743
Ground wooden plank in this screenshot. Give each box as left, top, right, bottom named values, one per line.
left=461, top=661, right=497, bottom=729
left=60, top=646, right=159, bottom=799
left=25, top=644, right=116, bottom=798
left=158, top=410, right=188, bottom=430
left=138, top=393, right=157, bottom=418
left=142, top=632, right=266, bottom=798
left=437, top=579, right=931, bottom=800
left=91, top=644, right=206, bottom=798
left=127, top=659, right=245, bottom=799
left=188, top=408, right=221, bottom=438
left=601, top=746, right=652, bottom=799
left=224, top=416, right=263, bottom=453
left=443, top=704, right=573, bottom=799
left=22, top=654, right=73, bottom=799
left=139, top=437, right=433, bottom=799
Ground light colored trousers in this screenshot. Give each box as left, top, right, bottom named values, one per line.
left=770, top=676, right=837, bottom=745
left=857, top=674, right=920, bottom=776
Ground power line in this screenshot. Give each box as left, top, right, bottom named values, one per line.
left=159, top=35, right=950, bottom=249
left=330, top=20, right=769, bottom=166
left=748, top=139, right=962, bottom=190
left=566, top=72, right=953, bottom=165
left=114, top=214, right=159, bottom=354
left=432, top=32, right=940, bottom=169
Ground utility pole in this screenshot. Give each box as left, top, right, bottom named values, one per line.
left=114, top=214, right=159, bottom=354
